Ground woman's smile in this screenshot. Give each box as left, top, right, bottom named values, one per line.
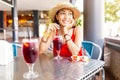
left=62, top=20, right=71, bottom=25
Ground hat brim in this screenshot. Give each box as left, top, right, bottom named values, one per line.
left=49, top=3, right=80, bottom=21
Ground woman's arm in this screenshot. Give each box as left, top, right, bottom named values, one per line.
left=39, top=32, right=53, bottom=54
left=64, top=26, right=83, bottom=55
left=39, top=23, right=59, bottom=54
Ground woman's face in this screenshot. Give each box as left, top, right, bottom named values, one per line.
left=56, top=8, right=74, bottom=27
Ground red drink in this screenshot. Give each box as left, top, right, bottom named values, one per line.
left=53, top=37, right=62, bottom=56
left=22, top=39, right=39, bottom=79
left=23, top=41, right=38, bottom=63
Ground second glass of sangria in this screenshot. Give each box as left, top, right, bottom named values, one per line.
left=53, top=35, right=63, bottom=60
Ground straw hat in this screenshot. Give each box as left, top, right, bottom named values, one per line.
left=49, top=2, right=81, bottom=21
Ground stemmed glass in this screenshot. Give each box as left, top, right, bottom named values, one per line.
left=22, top=38, right=39, bottom=79
left=53, top=35, right=63, bottom=60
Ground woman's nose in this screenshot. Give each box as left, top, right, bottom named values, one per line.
left=64, top=13, right=70, bottom=18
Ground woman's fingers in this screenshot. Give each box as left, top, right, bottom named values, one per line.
left=64, top=20, right=75, bottom=29
left=54, top=23, right=60, bottom=29
left=46, top=23, right=60, bottom=33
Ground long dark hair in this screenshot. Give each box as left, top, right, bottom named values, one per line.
left=53, top=11, right=59, bottom=24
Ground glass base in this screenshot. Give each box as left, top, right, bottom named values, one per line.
left=54, top=55, right=63, bottom=60
left=23, top=71, right=39, bottom=79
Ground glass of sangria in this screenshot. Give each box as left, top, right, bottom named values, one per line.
left=22, top=38, right=39, bottom=79
left=53, top=35, right=63, bottom=60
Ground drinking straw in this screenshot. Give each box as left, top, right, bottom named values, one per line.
left=27, top=27, right=30, bottom=39
left=57, top=25, right=60, bottom=36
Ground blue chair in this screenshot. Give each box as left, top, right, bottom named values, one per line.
left=82, top=41, right=102, bottom=60
left=11, top=43, right=22, bottom=57
left=82, top=41, right=105, bottom=80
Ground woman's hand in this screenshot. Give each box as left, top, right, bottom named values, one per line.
left=63, top=20, right=75, bottom=34
left=41, top=23, right=59, bottom=43
left=46, top=23, right=60, bottom=33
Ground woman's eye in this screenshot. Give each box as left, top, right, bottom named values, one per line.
left=59, top=11, right=73, bottom=16
left=68, top=13, right=73, bottom=16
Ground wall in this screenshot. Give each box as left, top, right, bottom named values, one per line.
left=109, top=48, right=120, bottom=80
left=104, top=37, right=120, bottom=80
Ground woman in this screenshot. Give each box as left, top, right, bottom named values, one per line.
left=39, top=2, right=83, bottom=57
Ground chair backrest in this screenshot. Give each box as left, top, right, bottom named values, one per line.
left=82, top=41, right=102, bottom=60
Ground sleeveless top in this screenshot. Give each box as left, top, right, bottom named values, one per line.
left=53, top=28, right=82, bottom=57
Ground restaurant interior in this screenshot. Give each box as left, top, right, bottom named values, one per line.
left=0, top=0, right=120, bottom=80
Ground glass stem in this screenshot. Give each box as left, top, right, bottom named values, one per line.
left=27, top=63, right=34, bottom=73
left=57, top=50, right=60, bottom=56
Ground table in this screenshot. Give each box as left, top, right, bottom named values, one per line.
left=0, top=54, right=105, bottom=80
